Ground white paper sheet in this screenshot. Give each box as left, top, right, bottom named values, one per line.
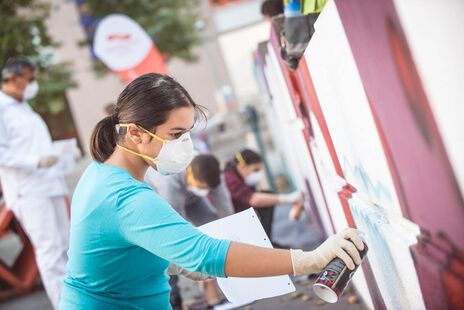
left=198, top=208, right=295, bottom=304
left=52, top=138, right=78, bottom=175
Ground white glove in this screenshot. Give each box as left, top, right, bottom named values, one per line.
left=38, top=155, right=59, bottom=168
left=290, top=228, right=365, bottom=276
left=278, top=191, right=304, bottom=204
left=166, top=263, right=211, bottom=281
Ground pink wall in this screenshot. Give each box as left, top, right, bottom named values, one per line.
left=257, top=0, right=464, bottom=309
left=333, top=0, right=464, bottom=308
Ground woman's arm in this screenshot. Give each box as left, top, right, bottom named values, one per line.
left=248, top=192, right=281, bottom=208
left=249, top=191, right=304, bottom=208
left=224, top=228, right=365, bottom=278
left=119, top=188, right=363, bottom=279
left=224, top=242, right=292, bottom=277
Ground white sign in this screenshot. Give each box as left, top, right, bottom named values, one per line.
left=52, top=138, right=78, bottom=175
left=198, top=208, right=296, bottom=304
left=94, top=14, right=152, bottom=71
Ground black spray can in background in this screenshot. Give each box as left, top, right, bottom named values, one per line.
left=313, top=240, right=368, bottom=303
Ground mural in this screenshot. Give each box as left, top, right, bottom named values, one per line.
left=255, top=0, right=464, bottom=309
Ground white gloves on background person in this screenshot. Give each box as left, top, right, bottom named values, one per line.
left=290, top=228, right=364, bottom=276
left=278, top=191, right=304, bottom=204
left=166, top=263, right=211, bottom=281
left=38, top=155, right=59, bottom=168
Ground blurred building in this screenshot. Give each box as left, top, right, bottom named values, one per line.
left=44, top=0, right=283, bottom=186
left=45, top=0, right=125, bottom=150
left=254, top=0, right=464, bottom=309
left=44, top=0, right=247, bottom=153
left=202, top=0, right=286, bottom=184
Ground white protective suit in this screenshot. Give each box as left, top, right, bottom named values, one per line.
left=0, top=91, right=69, bottom=309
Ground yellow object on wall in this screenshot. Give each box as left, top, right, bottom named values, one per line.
left=301, top=0, right=327, bottom=14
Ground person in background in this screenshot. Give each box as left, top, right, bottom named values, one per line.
left=145, top=154, right=233, bottom=224
left=145, top=154, right=234, bottom=309
left=223, top=149, right=304, bottom=244
left=104, top=102, right=116, bottom=116
left=0, top=57, right=69, bottom=309
left=59, top=73, right=365, bottom=310
left=261, top=0, right=284, bottom=19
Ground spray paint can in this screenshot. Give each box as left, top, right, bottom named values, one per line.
left=313, top=240, right=368, bottom=303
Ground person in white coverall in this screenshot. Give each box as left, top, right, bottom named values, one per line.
left=144, top=154, right=234, bottom=309
left=0, top=57, right=69, bottom=309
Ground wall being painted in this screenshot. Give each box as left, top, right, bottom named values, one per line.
left=306, top=3, right=423, bottom=308
left=393, top=0, right=464, bottom=199
left=256, top=0, right=464, bottom=309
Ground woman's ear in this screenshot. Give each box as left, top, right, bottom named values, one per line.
left=185, top=165, right=193, bottom=181
left=125, top=124, right=143, bottom=145
left=237, top=162, right=245, bottom=171
left=236, top=162, right=247, bottom=178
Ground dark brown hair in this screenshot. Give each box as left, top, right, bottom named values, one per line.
left=190, top=154, right=221, bottom=188
left=224, top=149, right=262, bottom=174
left=2, top=57, right=36, bottom=82
left=261, top=0, right=284, bottom=18
left=90, top=73, right=204, bottom=162
left=103, top=102, right=116, bottom=116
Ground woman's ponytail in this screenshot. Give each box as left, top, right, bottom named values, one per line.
left=89, top=115, right=118, bottom=162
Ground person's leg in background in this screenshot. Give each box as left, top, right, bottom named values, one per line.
left=10, top=195, right=70, bottom=309
left=52, top=196, right=70, bottom=257
left=254, top=190, right=290, bottom=249
left=255, top=189, right=282, bottom=248
left=255, top=206, right=275, bottom=241
left=169, top=275, right=182, bottom=310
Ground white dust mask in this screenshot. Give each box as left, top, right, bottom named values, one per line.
left=155, top=132, right=194, bottom=175
left=187, top=186, right=210, bottom=197
left=245, top=171, right=262, bottom=186
left=23, top=80, right=39, bottom=100
left=117, top=125, right=194, bottom=176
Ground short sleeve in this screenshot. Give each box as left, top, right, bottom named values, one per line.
left=223, top=171, right=255, bottom=205
left=116, top=185, right=230, bottom=277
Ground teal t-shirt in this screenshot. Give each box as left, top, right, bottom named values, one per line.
left=59, top=162, right=231, bottom=310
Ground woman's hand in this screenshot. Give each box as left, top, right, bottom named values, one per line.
left=223, top=229, right=364, bottom=278
left=290, top=228, right=365, bottom=276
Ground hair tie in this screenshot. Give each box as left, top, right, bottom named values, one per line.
left=235, top=152, right=247, bottom=166
left=111, top=113, right=119, bottom=124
